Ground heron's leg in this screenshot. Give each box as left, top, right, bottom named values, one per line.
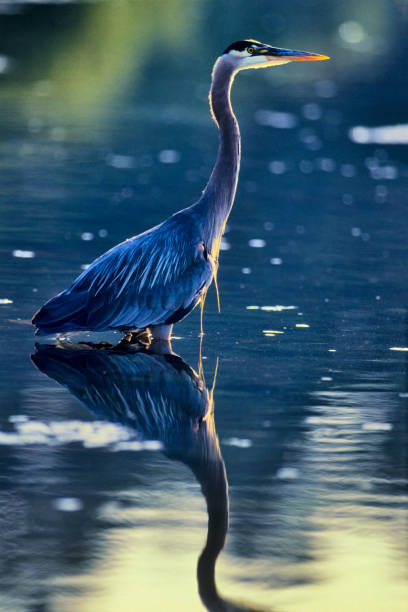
left=148, top=324, right=173, bottom=341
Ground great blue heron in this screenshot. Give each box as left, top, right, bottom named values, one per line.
left=32, top=40, right=328, bottom=341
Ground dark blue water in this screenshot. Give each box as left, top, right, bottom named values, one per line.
left=0, top=2, right=407, bottom=611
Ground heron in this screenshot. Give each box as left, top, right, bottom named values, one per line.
left=32, top=40, right=328, bottom=342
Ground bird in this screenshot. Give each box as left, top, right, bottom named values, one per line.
left=32, top=40, right=328, bottom=342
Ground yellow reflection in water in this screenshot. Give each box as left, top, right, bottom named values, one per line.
left=53, top=503, right=208, bottom=612
left=50, top=508, right=408, bottom=612
left=271, top=521, right=408, bottom=612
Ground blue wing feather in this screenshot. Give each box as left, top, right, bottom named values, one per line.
left=33, top=213, right=214, bottom=335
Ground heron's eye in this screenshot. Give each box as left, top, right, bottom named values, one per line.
left=247, top=47, right=255, bottom=55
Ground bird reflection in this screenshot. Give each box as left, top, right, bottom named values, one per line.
left=31, top=342, right=268, bottom=611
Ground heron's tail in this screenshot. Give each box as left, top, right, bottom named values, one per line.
left=32, top=289, right=88, bottom=335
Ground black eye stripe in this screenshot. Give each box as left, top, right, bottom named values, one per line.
left=223, top=40, right=260, bottom=54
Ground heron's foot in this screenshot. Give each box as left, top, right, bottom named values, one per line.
left=115, top=329, right=150, bottom=349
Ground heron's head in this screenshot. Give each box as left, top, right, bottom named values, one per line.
left=222, top=39, right=329, bottom=71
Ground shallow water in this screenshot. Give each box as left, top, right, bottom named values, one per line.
left=0, top=2, right=408, bottom=611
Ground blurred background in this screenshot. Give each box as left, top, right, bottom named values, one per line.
left=0, top=1, right=407, bottom=611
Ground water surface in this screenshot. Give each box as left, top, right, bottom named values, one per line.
left=0, top=2, right=407, bottom=611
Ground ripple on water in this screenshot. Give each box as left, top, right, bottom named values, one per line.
left=254, top=109, right=297, bottom=129
left=262, top=330, right=284, bottom=338
left=0, top=419, right=163, bottom=451
left=53, top=497, right=84, bottom=512
left=248, top=239, right=266, bottom=248
left=350, top=124, right=408, bottom=145
left=261, top=305, right=297, bottom=312
left=223, top=437, right=252, bottom=448
left=362, top=422, right=393, bottom=432
left=12, top=250, right=35, bottom=258
left=158, top=149, right=180, bottom=164
left=269, top=160, right=287, bottom=175
left=105, top=153, right=136, bottom=169
left=276, top=467, right=300, bottom=480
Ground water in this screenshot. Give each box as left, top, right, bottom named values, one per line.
left=0, top=2, right=407, bottom=611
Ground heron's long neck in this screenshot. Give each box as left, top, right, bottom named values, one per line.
left=195, top=58, right=240, bottom=253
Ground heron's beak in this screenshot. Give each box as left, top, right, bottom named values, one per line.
left=262, top=46, right=329, bottom=61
